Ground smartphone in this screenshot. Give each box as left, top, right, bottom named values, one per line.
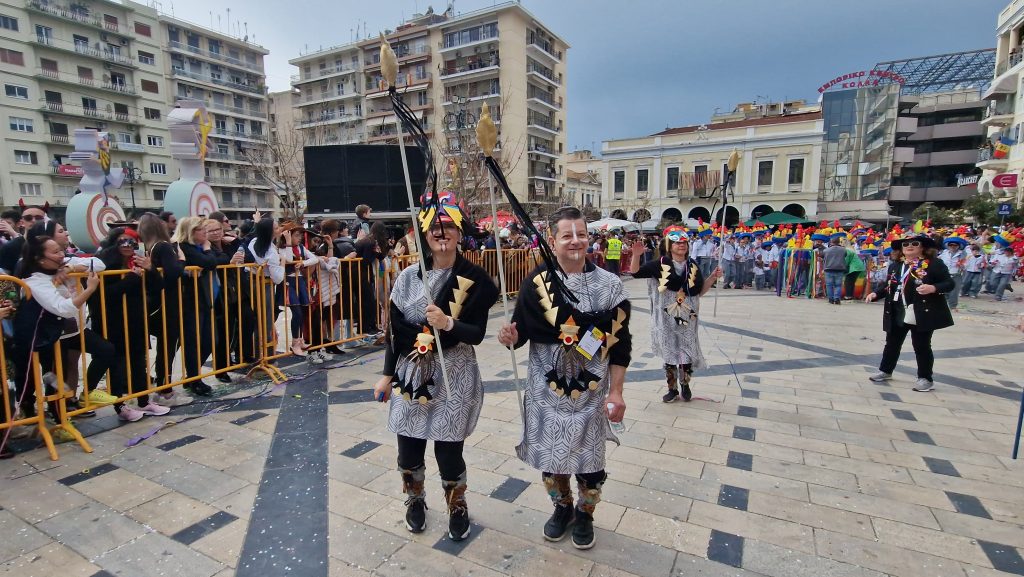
left=135, top=246, right=146, bottom=259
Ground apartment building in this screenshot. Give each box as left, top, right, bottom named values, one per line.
left=978, top=0, right=1024, bottom=207
left=160, top=14, right=273, bottom=220
left=0, top=0, right=172, bottom=216
left=601, top=105, right=823, bottom=226
left=288, top=1, right=569, bottom=215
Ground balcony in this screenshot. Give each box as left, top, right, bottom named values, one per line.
left=206, top=174, right=270, bottom=187
left=211, top=127, right=264, bottom=142
left=977, top=147, right=1010, bottom=169
left=167, top=41, right=262, bottom=72
left=206, top=151, right=250, bottom=162
left=172, top=68, right=265, bottom=95
left=298, top=113, right=364, bottom=128
left=365, top=73, right=432, bottom=99
left=364, top=45, right=430, bottom=70
left=48, top=133, right=72, bottom=145
left=40, top=99, right=139, bottom=124
left=527, top=90, right=561, bottom=111
left=527, top=63, right=560, bottom=87
left=206, top=101, right=266, bottom=120
left=33, top=35, right=137, bottom=68
left=527, top=116, right=560, bottom=135
left=439, top=56, right=500, bottom=82
left=439, top=27, right=499, bottom=53
left=528, top=145, right=558, bottom=159
left=111, top=141, right=145, bottom=153
left=982, top=100, right=1015, bottom=127
left=36, top=69, right=138, bottom=96
left=291, top=63, right=359, bottom=85
left=297, top=90, right=363, bottom=106
left=985, top=51, right=1024, bottom=98
left=25, top=1, right=115, bottom=33
left=526, top=35, right=561, bottom=62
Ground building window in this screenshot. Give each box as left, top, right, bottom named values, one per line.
left=146, top=135, right=163, bottom=147
left=0, top=14, right=18, bottom=31
left=14, top=150, right=38, bottom=165
left=613, top=171, right=625, bottom=194
left=134, top=22, right=152, bottom=37
left=9, top=117, right=33, bottom=132
left=5, top=84, right=27, bottom=99
left=666, top=167, right=679, bottom=190
left=0, top=48, right=25, bottom=66
left=55, top=184, right=75, bottom=198
left=788, top=158, right=804, bottom=187
left=19, top=183, right=42, bottom=197
left=150, top=162, right=167, bottom=175
left=694, top=165, right=708, bottom=195
left=141, top=79, right=159, bottom=93
left=144, top=107, right=161, bottom=120
left=153, top=189, right=165, bottom=201
left=636, top=169, right=649, bottom=193
left=138, top=51, right=155, bottom=65
left=757, top=161, right=773, bottom=187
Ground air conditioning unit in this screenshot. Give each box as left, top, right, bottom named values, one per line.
left=120, top=38, right=128, bottom=45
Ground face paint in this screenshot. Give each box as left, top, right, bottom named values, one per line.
left=570, top=222, right=580, bottom=260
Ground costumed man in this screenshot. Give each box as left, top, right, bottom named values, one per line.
left=633, top=226, right=722, bottom=403
left=497, top=206, right=632, bottom=551
left=372, top=192, right=500, bottom=541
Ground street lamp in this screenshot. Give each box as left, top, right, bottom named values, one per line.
left=123, top=166, right=143, bottom=217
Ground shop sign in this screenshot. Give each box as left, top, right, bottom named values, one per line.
left=818, top=69, right=907, bottom=93
left=56, top=164, right=84, bottom=177
left=992, top=172, right=1019, bottom=188
left=956, top=174, right=979, bottom=187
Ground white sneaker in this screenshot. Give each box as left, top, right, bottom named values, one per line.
left=912, top=379, right=935, bottom=392
left=316, top=350, right=334, bottom=362
left=307, top=352, right=324, bottom=365
left=868, top=371, right=892, bottom=382
left=154, top=391, right=194, bottom=407
left=117, top=405, right=145, bottom=422
left=138, top=402, right=171, bottom=416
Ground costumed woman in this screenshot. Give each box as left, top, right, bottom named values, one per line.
left=632, top=225, right=722, bottom=403
left=865, top=232, right=954, bottom=392
left=372, top=193, right=499, bottom=542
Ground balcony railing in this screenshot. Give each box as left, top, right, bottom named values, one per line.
left=527, top=63, right=559, bottom=85
left=986, top=100, right=1015, bottom=118
left=48, top=133, right=71, bottom=144
left=996, top=51, right=1024, bottom=76
left=26, top=1, right=106, bottom=29
left=172, top=68, right=265, bottom=94
left=40, top=99, right=138, bottom=123
left=527, top=116, right=560, bottom=132
left=526, top=34, right=561, bottom=61
left=34, top=35, right=136, bottom=67
left=167, top=41, right=262, bottom=72
left=206, top=101, right=265, bottom=118
left=37, top=69, right=138, bottom=95
left=366, top=72, right=432, bottom=94
left=440, top=55, right=500, bottom=78
left=977, top=148, right=1009, bottom=163
left=291, top=63, right=359, bottom=83
left=299, top=114, right=363, bottom=127
left=365, top=45, right=429, bottom=67
left=213, top=127, right=264, bottom=140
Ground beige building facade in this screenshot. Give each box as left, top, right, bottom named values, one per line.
left=288, top=1, right=569, bottom=215
left=601, top=110, right=823, bottom=225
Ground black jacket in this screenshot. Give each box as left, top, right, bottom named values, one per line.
left=874, top=257, right=955, bottom=333
left=179, top=242, right=219, bottom=309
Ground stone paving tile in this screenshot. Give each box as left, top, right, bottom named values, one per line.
left=686, top=500, right=815, bottom=554
left=615, top=508, right=711, bottom=557
left=932, top=509, right=1024, bottom=549
left=0, top=510, right=51, bottom=564
left=745, top=491, right=875, bottom=540
left=814, top=528, right=968, bottom=577
left=35, top=501, right=150, bottom=560
left=700, top=463, right=809, bottom=502
left=329, top=513, right=408, bottom=571
left=457, top=526, right=595, bottom=577
left=807, top=485, right=941, bottom=530
left=95, top=532, right=224, bottom=577
left=70, top=468, right=172, bottom=512
left=871, top=518, right=993, bottom=567
left=0, top=542, right=100, bottom=577
left=741, top=538, right=887, bottom=577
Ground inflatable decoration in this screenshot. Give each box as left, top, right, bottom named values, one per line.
left=65, top=130, right=128, bottom=252
left=164, top=100, right=219, bottom=218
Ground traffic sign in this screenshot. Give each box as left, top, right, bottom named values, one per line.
left=998, top=203, right=1013, bottom=216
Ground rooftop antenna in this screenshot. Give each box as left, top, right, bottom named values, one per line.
left=170, top=1, right=174, bottom=16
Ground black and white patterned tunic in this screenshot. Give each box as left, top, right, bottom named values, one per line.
left=645, top=261, right=706, bottom=368
left=387, top=266, right=483, bottom=442
left=514, top=265, right=631, bottom=475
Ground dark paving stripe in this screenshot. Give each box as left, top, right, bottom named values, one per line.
left=717, top=485, right=749, bottom=511
left=737, top=406, right=758, bottom=418
left=749, top=347, right=763, bottom=352
left=641, top=352, right=656, bottom=359
left=904, top=430, right=936, bottom=445
left=237, top=372, right=329, bottom=577
left=732, top=426, right=756, bottom=441
left=978, top=368, right=1000, bottom=375
left=746, top=355, right=761, bottom=361
left=880, top=392, right=902, bottom=402
left=495, top=370, right=513, bottom=378
left=157, top=434, right=205, bottom=451
left=726, top=451, right=753, bottom=471
left=891, top=409, right=917, bottom=421
left=230, top=411, right=269, bottom=426
left=740, top=390, right=760, bottom=400
left=707, top=529, right=744, bottom=568
left=945, top=492, right=991, bottom=519
left=998, top=380, right=1021, bottom=389
left=171, top=511, right=239, bottom=545
left=743, top=375, right=760, bottom=384
left=489, top=477, right=531, bottom=503
left=923, top=457, right=961, bottom=477
left=58, top=463, right=119, bottom=486
left=340, top=440, right=382, bottom=459
left=90, top=571, right=117, bottom=577
left=433, top=525, right=483, bottom=554
left=978, top=541, right=1024, bottom=575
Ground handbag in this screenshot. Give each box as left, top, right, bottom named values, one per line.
left=901, top=289, right=916, bottom=325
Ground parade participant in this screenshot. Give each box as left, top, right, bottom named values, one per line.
left=497, top=206, right=632, bottom=550
left=755, top=241, right=772, bottom=290
left=865, top=232, right=954, bottom=392
left=823, top=237, right=847, bottom=305
left=692, top=223, right=715, bottom=279
left=961, top=244, right=986, bottom=299
left=989, top=245, right=1019, bottom=302
left=842, top=238, right=866, bottom=301
left=938, top=230, right=968, bottom=309
left=372, top=192, right=499, bottom=542
left=633, top=226, right=721, bottom=403
left=736, top=233, right=753, bottom=288
left=721, top=234, right=738, bottom=289
left=605, top=232, right=622, bottom=275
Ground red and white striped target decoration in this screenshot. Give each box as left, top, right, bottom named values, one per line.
left=164, top=180, right=219, bottom=219
left=66, top=192, right=126, bottom=252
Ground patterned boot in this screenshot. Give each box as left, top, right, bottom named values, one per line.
left=401, top=466, right=427, bottom=533
left=662, top=364, right=679, bottom=403
left=681, top=365, right=693, bottom=402
left=542, top=474, right=574, bottom=542
left=572, top=474, right=605, bottom=550
left=442, top=473, right=471, bottom=541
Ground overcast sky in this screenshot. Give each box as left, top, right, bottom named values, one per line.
left=162, top=0, right=1007, bottom=153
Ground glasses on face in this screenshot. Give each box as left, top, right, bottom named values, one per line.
left=22, top=215, right=41, bottom=222
left=118, top=239, right=138, bottom=248
left=903, top=241, right=922, bottom=248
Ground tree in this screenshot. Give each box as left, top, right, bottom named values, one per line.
left=911, top=202, right=956, bottom=226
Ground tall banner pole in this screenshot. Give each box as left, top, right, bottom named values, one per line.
left=713, top=149, right=740, bottom=317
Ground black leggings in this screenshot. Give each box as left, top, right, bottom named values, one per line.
left=15, top=329, right=119, bottom=413
left=396, top=434, right=465, bottom=482
left=879, top=323, right=934, bottom=380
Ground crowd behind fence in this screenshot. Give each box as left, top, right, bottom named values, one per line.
left=0, top=248, right=540, bottom=461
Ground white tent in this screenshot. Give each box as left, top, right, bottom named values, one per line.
left=586, top=218, right=640, bottom=233
left=640, top=218, right=702, bottom=233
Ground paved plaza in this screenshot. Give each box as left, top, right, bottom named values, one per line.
left=1, top=278, right=1023, bottom=577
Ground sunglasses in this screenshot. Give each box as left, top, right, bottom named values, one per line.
left=118, top=239, right=138, bottom=248
left=22, top=215, right=42, bottom=222
left=902, top=241, right=922, bottom=248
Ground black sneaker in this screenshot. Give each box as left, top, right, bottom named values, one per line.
left=543, top=503, right=574, bottom=541
left=682, top=384, right=692, bottom=402
left=216, top=373, right=233, bottom=384
left=662, top=388, right=679, bottom=403
left=405, top=496, right=427, bottom=533
left=448, top=507, right=471, bottom=541
left=571, top=509, right=595, bottom=550
left=186, top=382, right=214, bottom=397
